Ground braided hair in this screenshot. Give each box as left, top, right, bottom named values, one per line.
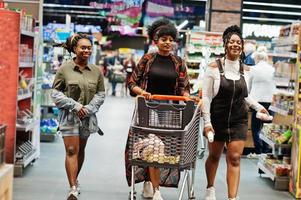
left=222, top=25, right=245, bottom=62
left=61, top=33, right=92, bottom=54
left=147, top=18, right=177, bottom=41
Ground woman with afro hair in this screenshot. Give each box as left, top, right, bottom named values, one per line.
left=124, top=18, right=190, bottom=200
left=202, top=25, right=269, bottom=200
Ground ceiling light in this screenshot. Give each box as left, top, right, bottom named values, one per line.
left=243, top=1, right=301, bottom=9
left=243, top=9, right=301, bottom=16
left=243, top=16, right=299, bottom=23
left=177, top=20, right=189, bottom=31
left=43, top=3, right=94, bottom=9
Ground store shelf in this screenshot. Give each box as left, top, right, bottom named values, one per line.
left=274, top=77, right=292, bottom=87
left=276, top=36, right=298, bottom=46
left=40, top=104, right=56, bottom=107
left=15, top=149, right=36, bottom=168
left=19, top=62, right=34, bottom=68
left=275, top=89, right=294, bottom=97
left=186, top=59, right=201, bottom=63
left=268, top=52, right=297, bottom=59
left=258, top=161, right=275, bottom=181
left=258, top=160, right=290, bottom=190
left=16, top=120, right=35, bottom=132
left=188, top=69, right=200, bottom=74
left=259, top=133, right=291, bottom=149
left=17, top=92, right=32, bottom=101
left=269, top=105, right=290, bottom=116
left=20, top=29, right=35, bottom=37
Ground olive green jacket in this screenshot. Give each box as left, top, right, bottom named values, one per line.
left=51, top=59, right=105, bottom=134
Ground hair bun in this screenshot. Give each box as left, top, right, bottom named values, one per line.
left=147, top=18, right=173, bottom=40
left=223, top=25, right=242, bottom=40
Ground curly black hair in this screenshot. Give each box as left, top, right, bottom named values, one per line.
left=61, top=33, right=92, bottom=54
left=147, top=18, right=177, bottom=41
left=222, top=25, right=245, bottom=61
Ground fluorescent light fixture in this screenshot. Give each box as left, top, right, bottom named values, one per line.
left=177, top=20, right=189, bottom=31
left=4, top=0, right=39, bottom=3
left=243, top=1, right=301, bottom=9
left=44, top=13, right=105, bottom=19
left=44, top=9, right=99, bottom=15
left=243, top=9, right=301, bottom=16
left=44, top=3, right=94, bottom=9
left=77, top=15, right=106, bottom=19
left=243, top=16, right=299, bottom=23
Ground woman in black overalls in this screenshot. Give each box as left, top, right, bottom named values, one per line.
left=202, top=25, right=269, bottom=200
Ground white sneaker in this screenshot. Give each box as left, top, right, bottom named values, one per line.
left=204, top=187, right=216, bottom=200
left=153, top=189, right=163, bottom=200
left=247, top=153, right=259, bottom=159
left=228, top=197, right=239, bottom=200
left=67, top=186, right=78, bottom=200
left=76, top=180, right=80, bottom=194
left=142, top=181, right=154, bottom=198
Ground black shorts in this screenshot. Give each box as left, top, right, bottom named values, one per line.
left=212, top=122, right=248, bottom=142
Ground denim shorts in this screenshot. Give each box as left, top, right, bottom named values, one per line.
left=59, top=126, right=90, bottom=139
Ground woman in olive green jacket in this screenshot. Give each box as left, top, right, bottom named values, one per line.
left=51, top=34, right=105, bottom=200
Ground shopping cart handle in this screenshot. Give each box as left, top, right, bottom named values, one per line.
left=150, top=95, right=192, bottom=101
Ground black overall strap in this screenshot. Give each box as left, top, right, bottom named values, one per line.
left=216, top=59, right=224, bottom=74
left=239, top=60, right=244, bottom=75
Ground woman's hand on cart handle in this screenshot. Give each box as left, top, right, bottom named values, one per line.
left=183, top=92, right=201, bottom=103
left=149, top=94, right=201, bottom=103
left=141, top=90, right=152, bottom=100
left=189, top=96, right=201, bottom=103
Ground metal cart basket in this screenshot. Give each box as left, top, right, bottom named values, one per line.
left=128, top=95, right=202, bottom=200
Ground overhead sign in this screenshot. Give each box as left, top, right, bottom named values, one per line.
left=146, top=1, right=174, bottom=17
left=243, top=23, right=282, bottom=38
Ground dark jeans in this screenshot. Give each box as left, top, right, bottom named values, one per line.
left=251, top=102, right=273, bottom=154
left=111, top=82, right=117, bottom=96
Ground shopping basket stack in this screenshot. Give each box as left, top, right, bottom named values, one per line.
left=128, top=95, right=202, bottom=200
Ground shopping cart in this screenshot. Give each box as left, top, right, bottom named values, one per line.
left=128, top=95, right=203, bottom=200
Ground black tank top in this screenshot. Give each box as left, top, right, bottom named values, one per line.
left=146, top=54, right=177, bottom=95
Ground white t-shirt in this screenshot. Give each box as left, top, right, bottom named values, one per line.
left=248, top=60, right=276, bottom=103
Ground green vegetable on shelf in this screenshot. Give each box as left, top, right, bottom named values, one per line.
left=275, top=130, right=292, bottom=144
left=288, top=135, right=293, bottom=145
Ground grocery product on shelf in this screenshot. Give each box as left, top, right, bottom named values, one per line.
left=261, top=124, right=292, bottom=144
left=40, top=119, right=58, bottom=135
left=275, top=130, right=292, bottom=144
left=185, top=29, right=223, bottom=94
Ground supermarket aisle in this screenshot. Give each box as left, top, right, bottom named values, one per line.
left=13, top=96, right=293, bottom=200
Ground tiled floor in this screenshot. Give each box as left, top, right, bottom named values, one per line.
left=13, top=96, right=294, bottom=200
